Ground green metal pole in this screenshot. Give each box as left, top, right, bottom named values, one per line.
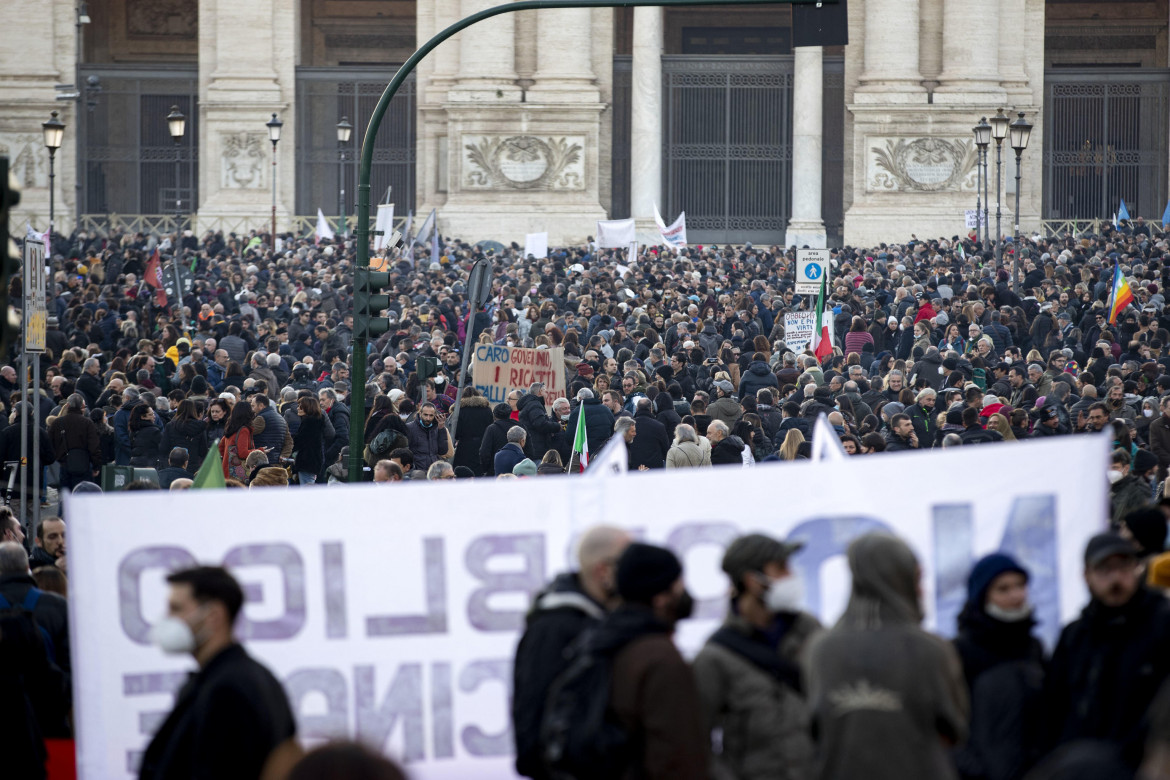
left=348, top=0, right=833, bottom=481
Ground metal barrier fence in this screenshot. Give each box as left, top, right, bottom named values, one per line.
left=1039, top=217, right=1166, bottom=237
left=75, top=213, right=408, bottom=238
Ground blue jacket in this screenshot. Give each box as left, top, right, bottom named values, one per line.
left=494, top=442, right=526, bottom=476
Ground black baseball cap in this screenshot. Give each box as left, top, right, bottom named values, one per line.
left=1084, top=532, right=1139, bottom=567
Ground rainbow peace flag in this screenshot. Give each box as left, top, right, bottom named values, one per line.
left=1107, top=264, right=1134, bottom=325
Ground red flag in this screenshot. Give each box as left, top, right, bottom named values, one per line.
left=144, top=248, right=167, bottom=307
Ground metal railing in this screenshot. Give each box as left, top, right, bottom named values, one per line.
left=1039, top=217, right=1165, bottom=237
left=73, top=213, right=407, bottom=238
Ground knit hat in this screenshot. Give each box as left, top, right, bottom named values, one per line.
left=493, top=402, right=512, bottom=420
left=577, top=363, right=594, bottom=378
left=1121, top=507, right=1167, bottom=557
left=1133, top=448, right=1159, bottom=478
left=714, top=379, right=734, bottom=395
left=512, top=458, right=538, bottom=477
left=881, top=401, right=904, bottom=418
left=617, top=543, right=682, bottom=604
left=190, top=375, right=209, bottom=395
left=721, top=533, right=804, bottom=587
left=967, top=552, right=1028, bottom=605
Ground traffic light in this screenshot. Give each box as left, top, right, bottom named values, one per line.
left=353, top=267, right=391, bottom=339
left=0, top=158, right=22, bottom=355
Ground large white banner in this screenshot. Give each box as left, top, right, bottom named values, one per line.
left=595, top=218, right=636, bottom=248
left=68, top=435, right=1109, bottom=780
left=652, top=205, right=687, bottom=253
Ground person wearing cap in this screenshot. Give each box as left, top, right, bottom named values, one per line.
left=512, top=526, right=631, bottom=779
left=1030, top=404, right=1063, bottom=438
left=805, top=533, right=967, bottom=780
left=951, top=553, right=1046, bottom=780
left=708, top=380, right=743, bottom=428
left=692, top=534, right=820, bottom=780
left=1044, top=532, right=1170, bottom=767
left=581, top=542, right=705, bottom=780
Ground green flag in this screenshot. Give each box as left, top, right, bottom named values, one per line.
left=571, top=403, right=589, bottom=472
left=192, top=442, right=226, bottom=489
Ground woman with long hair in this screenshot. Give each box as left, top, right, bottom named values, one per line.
left=778, top=429, right=805, bottom=461
left=987, top=413, right=1016, bottom=442
left=128, top=404, right=162, bottom=468
left=219, top=401, right=258, bottom=481
left=293, top=395, right=327, bottom=485
left=160, top=398, right=209, bottom=471
left=205, top=398, right=231, bottom=442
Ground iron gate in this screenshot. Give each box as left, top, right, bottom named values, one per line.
left=78, top=66, right=199, bottom=219
left=1043, top=69, right=1170, bottom=221
left=295, top=69, right=416, bottom=220
left=664, top=56, right=792, bottom=244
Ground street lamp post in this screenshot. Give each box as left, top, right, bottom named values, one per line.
left=1009, top=111, right=1033, bottom=295
left=267, top=113, right=283, bottom=248
left=166, top=105, right=186, bottom=229
left=336, top=116, right=352, bottom=238
left=990, top=108, right=1009, bottom=275
left=41, top=111, right=65, bottom=248
left=973, top=117, right=991, bottom=250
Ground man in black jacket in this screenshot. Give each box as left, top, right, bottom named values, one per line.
left=0, top=540, right=71, bottom=683
left=512, top=526, right=630, bottom=779
left=1045, top=533, right=1170, bottom=769
left=629, top=399, right=670, bottom=469
left=76, top=358, right=104, bottom=409
left=139, top=566, right=296, bottom=780
left=516, top=383, right=562, bottom=460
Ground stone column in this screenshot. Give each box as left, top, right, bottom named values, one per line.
left=630, top=6, right=663, bottom=240
left=998, top=0, right=1030, bottom=101
left=450, top=0, right=521, bottom=100
left=919, top=0, right=944, bottom=92
left=855, top=0, right=925, bottom=100
left=934, top=0, right=1004, bottom=102
left=786, top=47, right=827, bottom=248
left=529, top=9, right=599, bottom=102
left=196, top=0, right=297, bottom=232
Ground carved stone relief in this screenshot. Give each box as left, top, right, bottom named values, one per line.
left=462, top=135, right=586, bottom=191
left=221, top=133, right=266, bottom=190
left=127, top=0, right=198, bottom=37
left=867, top=137, right=978, bottom=193
left=0, top=135, right=47, bottom=189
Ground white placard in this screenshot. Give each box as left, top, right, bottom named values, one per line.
left=783, top=311, right=816, bottom=353
left=596, top=218, right=636, bottom=248
left=68, top=435, right=1109, bottom=780
left=523, top=232, right=548, bottom=260
left=373, top=203, right=396, bottom=251
left=965, top=209, right=988, bottom=229
left=795, top=249, right=830, bottom=294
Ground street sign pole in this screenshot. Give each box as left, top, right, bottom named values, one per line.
left=22, top=235, right=47, bottom=535
left=346, top=0, right=834, bottom=481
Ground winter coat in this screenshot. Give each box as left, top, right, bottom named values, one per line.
left=407, top=419, right=451, bottom=472
left=292, top=414, right=326, bottom=474
left=805, top=535, right=968, bottom=780
left=1045, top=587, right=1170, bottom=767
left=493, top=442, right=526, bottom=476
left=655, top=407, right=682, bottom=442
left=1110, top=474, right=1152, bottom=525
left=48, top=408, right=102, bottom=474
left=666, top=440, right=710, bottom=468
left=905, top=403, right=937, bottom=450
left=951, top=605, right=1045, bottom=780
left=711, top=435, right=746, bottom=466
left=517, top=393, right=563, bottom=459
left=322, top=402, right=349, bottom=466
left=129, top=423, right=163, bottom=468
left=708, top=396, right=743, bottom=428
left=1149, top=414, right=1170, bottom=481
left=76, top=372, right=103, bottom=408
left=480, top=418, right=516, bottom=475
left=596, top=605, right=709, bottom=780
left=512, top=573, right=606, bottom=779
left=737, top=361, right=778, bottom=401
left=218, top=426, right=257, bottom=480
left=160, top=417, right=209, bottom=471
left=0, top=573, right=71, bottom=680
left=452, top=396, right=494, bottom=476
left=565, top=397, right=616, bottom=456
left=694, top=612, right=821, bottom=780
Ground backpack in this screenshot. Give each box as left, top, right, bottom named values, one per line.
left=224, top=432, right=247, bottom=481
left=540, top=632, right=631, bottom=779
left=0, top=588, right=56, bottom=666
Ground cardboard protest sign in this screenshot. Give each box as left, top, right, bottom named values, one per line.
left=471, top=344, right=566, bottom=405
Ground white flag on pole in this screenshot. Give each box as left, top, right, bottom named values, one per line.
left=315, top=208, right=335, bottom=243
left=653, top=205, right=687, bottom=253
left=586, top=433, right=628, bottom=478
left=810, top=413, right=848, bottom=462
left=596, top=218, right=636, bottom=248
left=373, top=203, right=395, bottom=251
left=524, top=232, right=549, bottom=259
left=413, top=208, right=437, bottom=249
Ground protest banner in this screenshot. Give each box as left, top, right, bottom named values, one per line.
left=471, top=344, right=566, bottom=405
left=652, top=205, right=686, bottom=253
left=783, top=311, right=816, bottom=353
left=68, top=435, right=1108, bottom=780
left=523, top=232, right=548, bottom=260
left=596, top=218, right=636, bottom=248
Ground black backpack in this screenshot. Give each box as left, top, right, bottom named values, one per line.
left=540, top=632, right=631, bottom=779
left=0, top=588, right=57, bottom=666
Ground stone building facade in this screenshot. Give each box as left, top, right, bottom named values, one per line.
left=1, top=0, right=1167, bottom=248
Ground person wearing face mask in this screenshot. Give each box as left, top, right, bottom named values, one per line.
left=581, top=542, right=707, bottom=780
left=805, top=533, right=968, bottom=780
left=692, top=533, right=821, bottom=780
left=1109, top=448, right=1153, bottom=525
left=951, top=554, right=1046, bottom=780
left=512, top=526, right=631, bottom=779
left=140, top=566, right=297, bottom=780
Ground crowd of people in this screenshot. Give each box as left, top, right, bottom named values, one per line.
left=6, top=220, right=1170, bottom=776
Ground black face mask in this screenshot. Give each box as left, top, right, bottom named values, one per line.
left=674, top=590, right=695, bottom=622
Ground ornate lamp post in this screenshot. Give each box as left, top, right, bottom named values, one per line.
left=973, top=117, right=991, bottom=249
left=989, top=108, right=1009, bottom=274
left=41, top=111, right=65, bottom=247
left=166, top=105, right=186, bottom=228
left=1009, top=111, right=1033, bottom=295
left=266, top=112, right=283, bottom=247
left=336, top=116, right=352, bottom=238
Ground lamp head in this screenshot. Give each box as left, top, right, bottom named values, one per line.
left=990, top=107, right=1009, bottom=143
left=336, top=116, right=352, bottom=144
left=973, top=117, right=991, bottom=149
left=166, top=105, right=186, bottom=143
left=267, top=113, right=283, bottom=145
left=1009, top=111, right=1033, bottom=153
left=42, top=110, right=65, bottom=151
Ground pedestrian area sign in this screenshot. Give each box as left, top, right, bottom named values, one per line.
left=795, top=248, right=830, bottom=294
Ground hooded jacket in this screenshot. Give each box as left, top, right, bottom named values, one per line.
left=565, top=397, right=616, bottom=456
left=737, top=361, right=779, bottom=401
left=711, top=435, right=746, bottom=466
left=160, top=417, right=210, bottom=471
left=517, top=393, right=562, bottom=459
left=806, top=534, right=968, bottom=780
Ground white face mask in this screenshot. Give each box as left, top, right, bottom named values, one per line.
left=764, top=574, right=804, bottom=614
left=1108, top=469, right=1124, bottom=484
left=1144, top=408, right=1155, bottom=417
left=149, top=615, right=197, bottom=655
left=985, top=602, right=1033, bottom=623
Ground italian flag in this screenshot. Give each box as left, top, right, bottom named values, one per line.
left=571, top=403, right=589, bottom=472
left=810, top=272, right=834, bottom=360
